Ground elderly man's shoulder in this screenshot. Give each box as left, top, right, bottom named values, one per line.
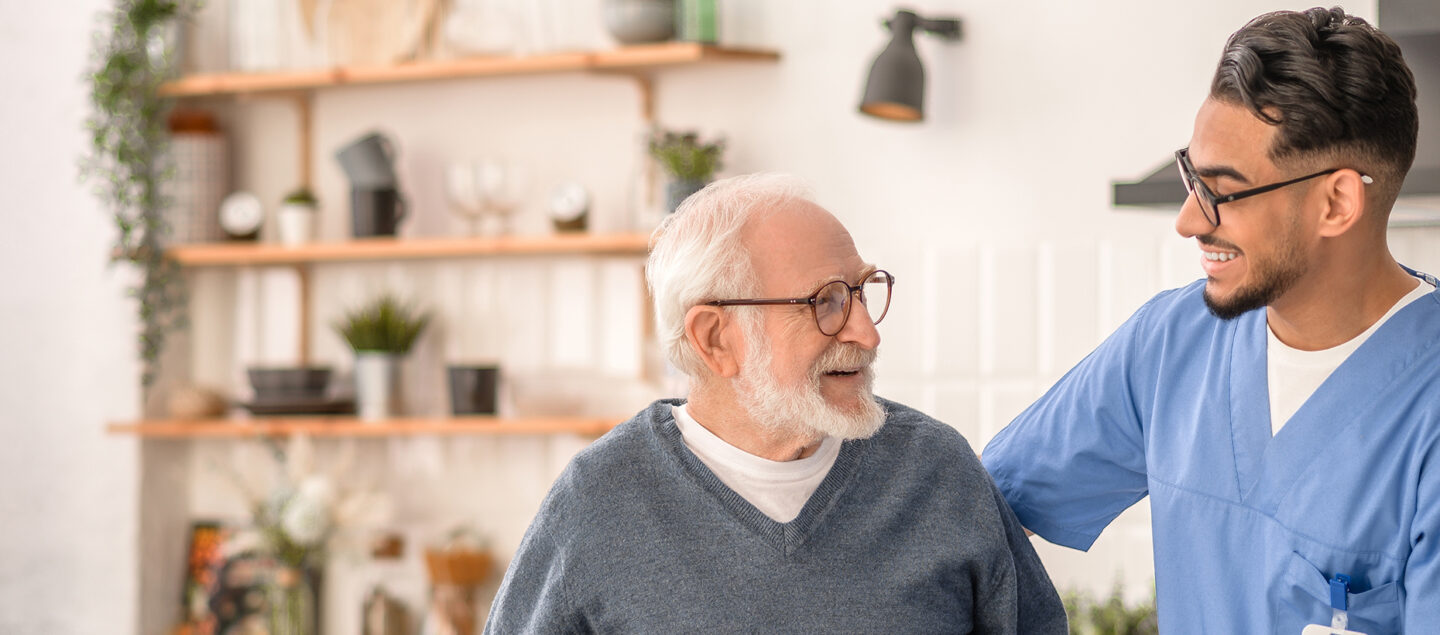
left=511, top=402, right=683, bottom=553
left=545, top=400, right=681, bottom=492
left=872, top=397, right=983, bottom=462
left=863, top=399, right=1003, bottom=518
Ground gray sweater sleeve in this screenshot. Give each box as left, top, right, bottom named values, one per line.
left=993, top=475, right=1069, bottom=633
left=483, top=501, right=588, bottom=634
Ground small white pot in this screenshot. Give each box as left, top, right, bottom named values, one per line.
left=277, top=203, right=316, bottom=247
left=354, top=352, right=399, bottom=422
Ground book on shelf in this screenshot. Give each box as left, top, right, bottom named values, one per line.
left=179, top=520, right=318, bottom=635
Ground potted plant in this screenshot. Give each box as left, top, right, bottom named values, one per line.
left=83, top=0, right=190, bottom=386
left=648, top=128, right=725, bottom=213
left=1062, top=584, right=1158, bottom=635
left=333, top=295, right=432, bottom=421
left=277, top=187, right=318, bottom=247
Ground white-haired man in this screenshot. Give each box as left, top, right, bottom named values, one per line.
left=484, top=174, right=1066, bottom=633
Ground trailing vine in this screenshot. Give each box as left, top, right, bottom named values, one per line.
left=83, top=0, right=192, bottom=386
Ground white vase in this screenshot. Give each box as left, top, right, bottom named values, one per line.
left=354, top=352, right=399, bottom=422
left=277, top=203, right=316, bottom=247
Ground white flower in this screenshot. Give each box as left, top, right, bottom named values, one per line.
left=296, top=474, right=336, bottom=509
left=280, top=476, right=335, bottom=546
left=213, top=434, right=390, bottom=564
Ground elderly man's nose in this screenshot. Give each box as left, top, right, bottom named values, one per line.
left=838, top=304, right=881, bottom=349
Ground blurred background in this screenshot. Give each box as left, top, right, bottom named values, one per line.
left=5, top=0, right=1440, bottom=633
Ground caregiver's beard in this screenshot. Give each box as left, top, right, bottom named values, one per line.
left=1201, top=216, right=1307, bottom=320
left=734, top=314, right=886, bottom=443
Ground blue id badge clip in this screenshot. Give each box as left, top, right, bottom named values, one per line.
left=1299, top=574, right=1369, bottom=635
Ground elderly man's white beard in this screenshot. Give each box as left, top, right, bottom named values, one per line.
left=734, top=318, right=886, bottom=442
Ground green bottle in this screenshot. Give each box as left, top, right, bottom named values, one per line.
left=678, top=0, right=718, bottom=44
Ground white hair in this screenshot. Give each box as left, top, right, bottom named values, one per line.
left=645, top=173, right=815, bottom=378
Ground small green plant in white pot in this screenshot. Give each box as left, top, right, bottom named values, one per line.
left=277, top=187, right=318, bottom=247
left=648, top=128, right=725, bottom=213
left=333, top=294, right=432, bottom=421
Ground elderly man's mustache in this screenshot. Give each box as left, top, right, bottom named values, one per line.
left=813, top=342, right=877, bottom=378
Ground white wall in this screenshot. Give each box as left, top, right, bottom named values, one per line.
left=0, top=1, right=141, bottom=633
left=17, top=0, right=1440, bottom=633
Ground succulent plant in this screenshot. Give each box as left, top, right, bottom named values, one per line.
left=332, top=294, right=432, bottom=354
left=283, top=187, right=318, bottom=206
left=648, top=128, right=726, bottom=182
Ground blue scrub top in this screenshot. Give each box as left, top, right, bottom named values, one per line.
left=983, top=275, right=1440, bottom=634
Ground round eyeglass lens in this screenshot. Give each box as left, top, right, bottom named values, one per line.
left=862, top=271, right=892, bottom=325
left=814, top=280, right=851, bottom=335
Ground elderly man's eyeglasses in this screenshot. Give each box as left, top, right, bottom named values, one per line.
left=705, top=270, right=894, bottom=336
left=1175, top=147, right=1373, bottom=228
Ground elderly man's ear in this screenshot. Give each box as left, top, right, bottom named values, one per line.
left=684, top=305, right=743, bottom=379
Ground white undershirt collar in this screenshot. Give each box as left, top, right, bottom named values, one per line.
left=672, top=403, right=840, bottom=522
left=1268, top=278, right=1433, bottom=435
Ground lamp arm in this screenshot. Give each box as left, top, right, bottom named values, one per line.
left=917, top=17, right=962, bottom=40
left=880, top=11, right=961, bottom=40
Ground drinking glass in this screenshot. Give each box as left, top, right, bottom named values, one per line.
left=475, top=160, right=529, bottom=236
left=444, top=162, right=488, bottom=236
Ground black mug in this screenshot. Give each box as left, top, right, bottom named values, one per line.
left=335, top=131, right=399, bottom=188
left=351, top=187, right=407, bottom=237
left=448, top=365, right=500, bottom=416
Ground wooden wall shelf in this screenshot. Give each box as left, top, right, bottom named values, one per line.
left=108, top=416, right=622, bottom=438
left=159, top=42, right=781, bottom=97
left=166, top=232, right=651, bottom=267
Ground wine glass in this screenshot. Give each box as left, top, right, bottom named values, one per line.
left=444, top=162, right=488, bottom=236
left=475, top=159, right=529, bottom=236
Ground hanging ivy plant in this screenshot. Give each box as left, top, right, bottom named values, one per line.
left=83, top=0, right=193, bottom=386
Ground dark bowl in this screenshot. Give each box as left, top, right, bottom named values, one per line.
left=247, top=366, right=333, bottom=399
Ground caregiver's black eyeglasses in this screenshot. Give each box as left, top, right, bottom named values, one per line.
left=705, top=270, right=893, bottom=337
left=1175, top=147, right=1372, bottom=228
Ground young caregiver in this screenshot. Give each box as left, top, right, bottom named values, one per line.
left=983, top=8, right=1440, bottom=635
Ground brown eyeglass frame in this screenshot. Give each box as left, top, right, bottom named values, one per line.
left=703, top=270, right=894, bottom=336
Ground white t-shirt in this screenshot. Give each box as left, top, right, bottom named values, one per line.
left=672, top=403, right=840, bottom=523
left=1268, top=279, right=1434, bottom=435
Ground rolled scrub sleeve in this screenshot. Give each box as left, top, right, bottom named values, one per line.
left=982, top=290, right=1172, bottom=550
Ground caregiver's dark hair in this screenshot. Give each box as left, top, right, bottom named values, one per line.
left=1210, top=6, right=1418, bottom=206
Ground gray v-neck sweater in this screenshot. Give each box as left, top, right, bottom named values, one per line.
left=484, top=398, right=1066, bottom=634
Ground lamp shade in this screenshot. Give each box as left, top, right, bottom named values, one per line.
left=858, top=10, right=961, bottom=123
left=860, top=11, right=925, bottom=122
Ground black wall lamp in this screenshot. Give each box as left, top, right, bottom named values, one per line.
left=859, top=9, right=963, bottom=122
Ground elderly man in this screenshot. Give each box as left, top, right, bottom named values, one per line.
left=484, top=173, right=1065, bottom=633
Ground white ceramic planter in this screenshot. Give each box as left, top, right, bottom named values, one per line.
left=354, top=352, right=399, bottom=422
left=277, top=203, right=316, bottom=247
